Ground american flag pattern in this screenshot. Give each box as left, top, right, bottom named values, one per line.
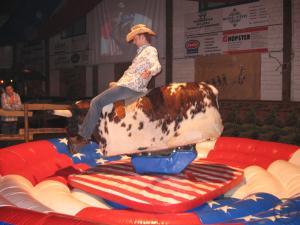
left=48, top=138, right=122, bottom=167
left=193, top=193, right=300, bottom=225
left=68, top=160, right=243, bottom=213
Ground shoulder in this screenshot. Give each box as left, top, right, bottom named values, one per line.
left=147, top=45, right=158, bottom=52
left=1, top=93, right=6, bottom=102
left=14, top=92, right=21, bottom=98
left=143, top=45, right=158, bottom=55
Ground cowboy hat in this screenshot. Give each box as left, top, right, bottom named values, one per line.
left=126, top=24, right=156, bottom=42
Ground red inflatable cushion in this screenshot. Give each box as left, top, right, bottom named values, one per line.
left=207, top=137, right=299, bottom=168
left=0, top=206, right=103, bottom=225
left=0, top=141, right=73, bottom=185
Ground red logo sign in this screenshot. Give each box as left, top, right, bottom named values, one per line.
left=185, top=40, right=200, bottom=49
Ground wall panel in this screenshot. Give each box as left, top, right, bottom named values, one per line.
left=173, top=0, right=198, bottom=82
left=292, top=0, right=300, bottom=101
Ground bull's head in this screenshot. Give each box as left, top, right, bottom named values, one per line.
left=53, top=100, right=92, bottom=137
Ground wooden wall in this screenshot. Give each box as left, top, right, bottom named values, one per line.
left=292, top=0, right=300, bottom=101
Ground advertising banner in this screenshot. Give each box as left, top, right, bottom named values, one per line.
left=49, top=35, right=89, bottom=69
left=184, top=0, right=277, bottom=56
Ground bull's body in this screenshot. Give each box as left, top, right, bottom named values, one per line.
left=98, top=82, right=223, bottom=156
left=57, top=82, right=223, bottom=157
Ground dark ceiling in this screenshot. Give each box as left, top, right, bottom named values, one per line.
left=0, top=0, right=101, bottom=46
left=0, top=0, right=63, bottom=45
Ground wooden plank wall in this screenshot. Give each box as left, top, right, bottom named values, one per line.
left=291, top=0, right=300, bottom=101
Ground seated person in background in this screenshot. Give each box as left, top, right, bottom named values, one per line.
left=1, top=83, right=22, bottom=134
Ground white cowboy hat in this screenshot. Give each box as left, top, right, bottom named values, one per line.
left=126, top=24, right=156, bottom=42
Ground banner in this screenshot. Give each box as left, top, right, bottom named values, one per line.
left=49, top=34, right=89, bottom=69
left=87, top=0, right=165, bottom=64
left=222, top=26, right=268, bottom=53
left=222, top=1, right=269, bottom=30
left=184, top=0, right=280, bottom=56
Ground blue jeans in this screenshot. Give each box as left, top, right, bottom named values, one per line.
left=79, top=86, right=142, bottom=139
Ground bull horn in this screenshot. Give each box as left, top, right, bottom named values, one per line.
left=53, top=109, right=73, bottom=118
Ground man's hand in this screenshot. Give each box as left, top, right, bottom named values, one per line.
left=141, top=70, right=151, bottom=79
left=109, top=82, right=117, bottom=88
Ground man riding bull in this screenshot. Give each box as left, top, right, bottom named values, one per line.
left=68, top=24, right=162, bottom=153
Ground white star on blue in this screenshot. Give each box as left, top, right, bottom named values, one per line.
left=192, top=193, right=300, bottom=225
left=48, top=138, right=121, bottom=166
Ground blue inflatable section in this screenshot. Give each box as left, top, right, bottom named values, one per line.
left=188, top=196, right=240, bottom=212
left=131, top=146, right=197, bottom=174
left=48, top=138, right=121, bottom=167
left=0, top=222, right=13, bottom=225
left=191, top=193, right=300, bottom=224
left=104, top=199, right=129, bottom=209
left=195, top=193, right=281, bottom=223
left=105, top=192, right=300, bottom=224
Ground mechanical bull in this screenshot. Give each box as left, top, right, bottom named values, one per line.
left=54, top=82, right=223, bottom=157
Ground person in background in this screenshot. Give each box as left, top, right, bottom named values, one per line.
left=68, top=24, right=162, bottom=153
left=1, top=83, right=22, bottom=134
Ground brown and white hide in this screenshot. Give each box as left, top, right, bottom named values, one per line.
left=99, top=82, right=223, bottom=157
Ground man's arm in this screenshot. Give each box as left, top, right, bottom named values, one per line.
left=109, top=82, right=117, bottom=88
left=12, top=94, right=22, bottom=110
left=140, top=47, right=161, bottom=79
left=1, top=94, right=13, bottom=110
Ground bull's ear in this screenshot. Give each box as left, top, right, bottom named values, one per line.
left=53, top=109, right=73, bottom=118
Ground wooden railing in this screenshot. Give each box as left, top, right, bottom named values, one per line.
left=0, top=104, right=70, bottom=142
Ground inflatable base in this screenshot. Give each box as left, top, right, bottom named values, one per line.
left=0, top=137, right=299, bottom=225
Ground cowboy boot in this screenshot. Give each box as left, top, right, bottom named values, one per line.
left=67, top=135, right=89, bottom=154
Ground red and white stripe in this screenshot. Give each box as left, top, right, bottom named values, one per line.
left=68, top=160, right=243, bottom=213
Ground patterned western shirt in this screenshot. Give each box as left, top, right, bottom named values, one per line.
left=1, top=92, right=22, bottom=122
left=117, top=44, right=161, bottom=93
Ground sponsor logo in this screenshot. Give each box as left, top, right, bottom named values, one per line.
left=223, top=8, right=247, bottom=27
left=223, top=34, right=251, bottom=42
left=185, top=40, right=200, bottom=49
left=195, top=12, right=213, bottom=26
left=185, top=40, right=200, bottom=54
